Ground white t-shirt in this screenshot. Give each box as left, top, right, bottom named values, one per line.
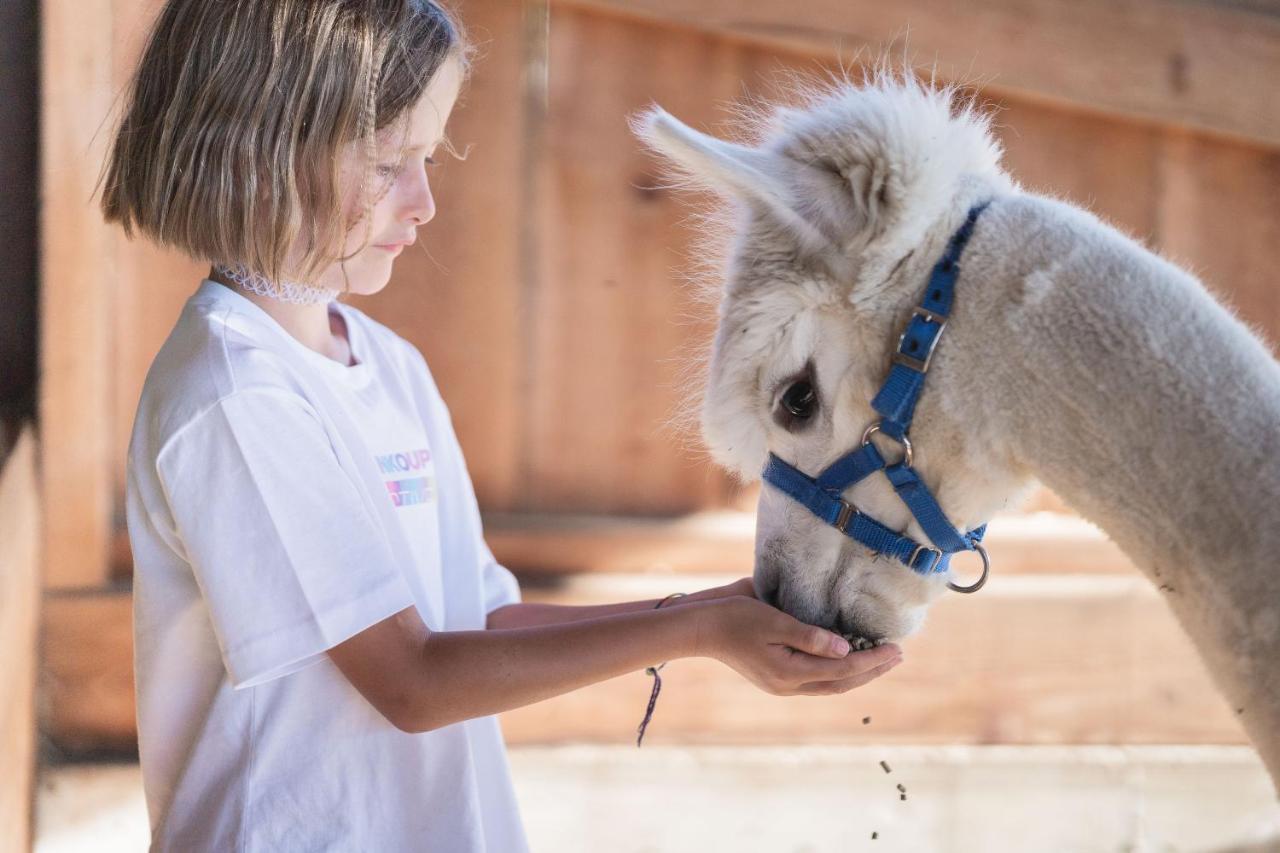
left=125, top=277, right=529, bottom=852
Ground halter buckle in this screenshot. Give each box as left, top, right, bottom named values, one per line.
left=892, top=306, right=948, bottom=373
left=834, top=499, right=858, bottom=533
left=909, top=543, right=943, bottom=573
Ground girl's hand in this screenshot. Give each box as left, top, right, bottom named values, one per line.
left=695, top=596, right=903, bottom=696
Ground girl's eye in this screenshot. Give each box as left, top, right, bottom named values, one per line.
left=378, top=156, right=437, bottom=178
left=779, top=380, right=818, bottom=421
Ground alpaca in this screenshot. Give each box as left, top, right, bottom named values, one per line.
left=631, top=65, right=1280, bottom=792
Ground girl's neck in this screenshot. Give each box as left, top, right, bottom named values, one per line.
left=208, top=267, right=353, bottom=366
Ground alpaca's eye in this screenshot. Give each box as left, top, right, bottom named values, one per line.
left=780, top=380, right=817, bottom=420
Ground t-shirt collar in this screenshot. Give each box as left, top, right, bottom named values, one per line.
left=193, top=278, right=373, bottom=384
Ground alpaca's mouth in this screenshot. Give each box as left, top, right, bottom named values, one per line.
left=842, top=634, right=889, bottom=651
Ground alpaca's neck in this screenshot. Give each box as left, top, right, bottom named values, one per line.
left=976, top=194, right=1280, bottom=785
left=989, top=198, right=1280, bottom=588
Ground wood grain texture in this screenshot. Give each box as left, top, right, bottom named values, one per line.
left=1155, top=128, right=1280, bottom=356
left=479, top=510, right=1139, bottom=577
left=0, top=424, right=40, bottom=851
left=555, top=0, right=1280, bottom=149
left=526, top=7, right=745, bottom=513
left=40, top=0, right=116, bottom=589
left=40, top=592, right=136, bottom=754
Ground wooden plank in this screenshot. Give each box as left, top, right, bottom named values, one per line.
left=480, top=510, right=1139, bottom=576
left=0, top=424, right=41, bottom=851
left=39, top=0, right=116, bottom=589
left=109, top=507, right=1139, bottom=579
left=40, top=591, right=136, bottom=754
left=42, top=570, right=1243, bottom=752
left=555, top=0, right=1280, bottom=150
left=1156, top=128, right=1280, bottom=354
left=527, top=7, right=759, bottom=513
left=992, top=98, right=1162, bottom=247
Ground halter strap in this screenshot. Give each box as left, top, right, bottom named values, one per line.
left=870, top=201, right=989, bottom=438
left=760, top=200, right=993, bottom=586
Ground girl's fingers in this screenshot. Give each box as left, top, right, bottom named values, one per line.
left=784, top=642, right=903, bottom=681
left=784, top=622, right=855, bottom=659
left=794, top=656, right=902, bottom=694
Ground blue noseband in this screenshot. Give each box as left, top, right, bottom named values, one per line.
left=761, top=201, right=994, bottom=594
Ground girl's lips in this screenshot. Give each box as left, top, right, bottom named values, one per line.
left=375, top=243, right=405, bottom=253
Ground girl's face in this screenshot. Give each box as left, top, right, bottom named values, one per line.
left=307, top=55, right=464, bottom=296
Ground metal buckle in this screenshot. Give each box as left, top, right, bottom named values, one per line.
left=834, top=499, right=858, bottom=533
left=891, top=306, right=948, bottom=373
left=909, top=543, right=943, bottom=574
left=861, top=422, right=913, bottom=468
left=946, top=542, right=991, bottom=594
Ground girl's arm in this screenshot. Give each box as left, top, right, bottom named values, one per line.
left=485, top=578, right=756, bottom=629
left=327, top=590, right=895, bottom=734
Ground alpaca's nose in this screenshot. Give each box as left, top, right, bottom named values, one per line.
left=839, top=616, right=879, bottom=645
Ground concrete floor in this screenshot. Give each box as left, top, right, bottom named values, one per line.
left=35, top=745, right=1280, bottom=852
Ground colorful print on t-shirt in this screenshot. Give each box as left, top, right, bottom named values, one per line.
left=374, top=447, right=435, bottom=508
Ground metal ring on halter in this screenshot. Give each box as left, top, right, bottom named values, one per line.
left=861, top=422, right=913, bottom=468
left=946, top=542, right=990, bottom=594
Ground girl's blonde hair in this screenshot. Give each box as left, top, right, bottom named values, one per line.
left=98, top=0, right=470, bottom=288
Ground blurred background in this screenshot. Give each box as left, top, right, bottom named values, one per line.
left=4, top=0, right=1280, bottom=850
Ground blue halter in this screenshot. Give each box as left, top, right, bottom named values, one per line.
left=761, top=200, right=993, bottom=594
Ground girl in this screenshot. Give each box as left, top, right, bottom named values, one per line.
left=101, top=1, right=904, bottom=849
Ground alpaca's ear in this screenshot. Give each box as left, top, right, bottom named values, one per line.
left=630, top=105, right=862, bottom=257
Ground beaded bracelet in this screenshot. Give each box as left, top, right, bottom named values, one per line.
left=635, top=592, right=687, bottom=747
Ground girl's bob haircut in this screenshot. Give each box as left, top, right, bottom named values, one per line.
left=98, top=0, right=470, bottom=288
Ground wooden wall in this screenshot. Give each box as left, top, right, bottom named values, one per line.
left=38, top=0, right=1280, bottom=752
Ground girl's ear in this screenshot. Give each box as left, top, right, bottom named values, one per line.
left=630, top=105, right=866, bottom=259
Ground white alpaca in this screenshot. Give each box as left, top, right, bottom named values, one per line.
left=632, top=64, right=1280, bottom=792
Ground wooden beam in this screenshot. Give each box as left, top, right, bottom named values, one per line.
left=110, top=509, right=1140, bottom=580
left=39, top=0, right=116, bottom=588
left=40, top=591, right=135, bottom=754
left=42, top=570, right=1244, bottom=753
left=480, top=510, right=1139, bottom=576
left=1156, top=128, right=1280, bottom=355
left=554, top=0, right=1280, bottom=150
left=0, top=424, right=40, bottom=852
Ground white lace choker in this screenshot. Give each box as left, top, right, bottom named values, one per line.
left=214, top=263, right=340, bottom=306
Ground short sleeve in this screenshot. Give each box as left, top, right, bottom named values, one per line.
left=155, top=388, right=416, bottom=689
left=480, top=546, right=522, bottom=616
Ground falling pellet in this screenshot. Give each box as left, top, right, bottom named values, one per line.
left=879, top=760, right=891, bottom=774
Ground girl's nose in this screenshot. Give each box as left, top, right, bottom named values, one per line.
left=410, top=182, right=436, bottom=226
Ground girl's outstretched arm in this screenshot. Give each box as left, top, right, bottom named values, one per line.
left=327, top=592, right=898, bottom=733
left=485, top=577, right=758, bottom=629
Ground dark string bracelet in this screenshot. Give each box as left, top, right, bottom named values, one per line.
left=635, top=592, right=687, bottom=747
